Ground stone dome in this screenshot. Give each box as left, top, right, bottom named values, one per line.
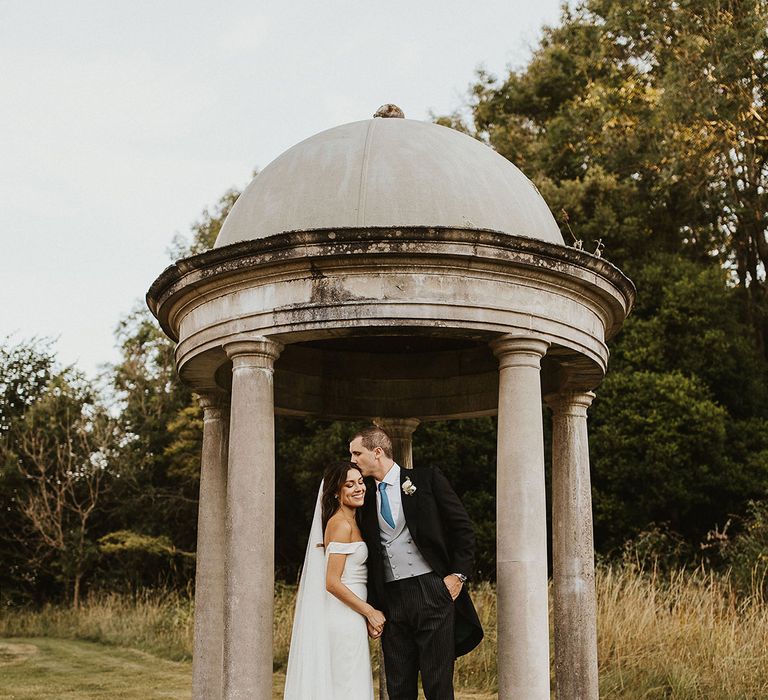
left=214, top=117, right=564, bottom=248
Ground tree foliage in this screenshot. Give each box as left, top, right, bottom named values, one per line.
left=0, top=340, right=114, bottom=606
left=0, top=337, right=56, bottom=436
left=450, top=0, right=768, bottom=342
left=440, top=0, right=768, bottom=550
left=0, top=338, right=58, bottom=604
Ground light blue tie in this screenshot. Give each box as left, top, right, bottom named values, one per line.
left=378, top=482, right=396, bottom=529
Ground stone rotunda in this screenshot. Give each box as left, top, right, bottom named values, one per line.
left=147, top=106, right=635, bottom=700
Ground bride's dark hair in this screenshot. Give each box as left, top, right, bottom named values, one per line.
left=321, top=461, right=364, bottom=533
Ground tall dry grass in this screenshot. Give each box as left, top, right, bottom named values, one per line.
left=455, top=581, right=497, bottom=692
left=0, top=588, right=194, bottom=661
left=597, top=565, right=768, bottom=698
left=2, top=568, right=768, bottom=697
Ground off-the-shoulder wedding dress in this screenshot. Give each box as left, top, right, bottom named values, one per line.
left=284, top=491, right=375, bottom=699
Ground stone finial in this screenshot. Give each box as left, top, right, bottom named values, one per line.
left=593, top=238, right=605, bottom=257
left=373, top=104, right=405, bottom=119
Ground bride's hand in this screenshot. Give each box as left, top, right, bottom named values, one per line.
left=365, top=607, right=386, bottom=634
left=366, top=620, right=382, bottom=639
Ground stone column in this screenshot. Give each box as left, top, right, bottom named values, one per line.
left=490, top=334, right=551, bottom=699
left=222, top=338, right=282, bottom=700
left=373, top=417, right=420, bottom=469
left=192, top=392, right=230, bottom=700
left=371, top=417, right=420, bottom=700
left=547, top=391, right=599, bottom=700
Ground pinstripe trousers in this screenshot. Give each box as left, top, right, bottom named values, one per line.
left=382, top=571, right=455, bottom=700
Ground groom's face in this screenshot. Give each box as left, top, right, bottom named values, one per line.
left=349, top=436, right=377, bottom=477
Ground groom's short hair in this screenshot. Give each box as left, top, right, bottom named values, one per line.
left=352, top=427, right=393, bottom=459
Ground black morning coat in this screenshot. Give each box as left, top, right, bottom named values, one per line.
left=361, top=466, right=484, bottom=657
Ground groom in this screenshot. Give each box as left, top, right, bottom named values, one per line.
left=350, top=427, right=483, bottom=700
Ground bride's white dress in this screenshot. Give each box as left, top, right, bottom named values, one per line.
left=284, top=487, right=375, bottom=699
left=325, top=541, right=374, bottom=699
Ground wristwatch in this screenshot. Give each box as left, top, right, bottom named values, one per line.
left=452, top=572, right=467, bottom=583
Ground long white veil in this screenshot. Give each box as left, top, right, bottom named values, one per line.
left=284, top=483, right=333, bottom=699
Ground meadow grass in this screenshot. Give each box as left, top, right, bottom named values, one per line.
left=0, top=588, right=195, bottom=662
left=2, top=567, right=768, bottom=698
left=0, top=637, right=191, bottom=700
left=597, top=565, right=768, bottom=698
left=0, top=637, right=495, bottom=700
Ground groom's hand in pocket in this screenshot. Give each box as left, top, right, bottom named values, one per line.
left=443, top=574, right=464, bottom=601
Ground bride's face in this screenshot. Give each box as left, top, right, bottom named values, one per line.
left=338, top=468, right=366, bottom=509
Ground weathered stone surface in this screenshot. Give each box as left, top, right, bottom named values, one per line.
left=192, top=392, right=229, bottom=700
left=492, top=336, right=551, bottom=699
left=547, top=391, right=599, bottom=700
left=212, top=118, right=564, bottom=247
left=221, top=339, right=281, bottom=700
left=146, top=228, right=634, bottom=419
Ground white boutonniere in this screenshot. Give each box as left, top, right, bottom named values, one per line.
left=402, top=477, right=417, bottom=496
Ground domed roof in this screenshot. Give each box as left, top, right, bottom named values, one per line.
left=214, top=116, right=564, bottom=248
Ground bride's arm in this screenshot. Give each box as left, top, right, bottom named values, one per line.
left=325, top=519, right=386, bottom=632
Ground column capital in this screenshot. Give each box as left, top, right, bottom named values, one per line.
left=544, top=390, right=595, bottom=417
left=223, top=336, right=283, bottom=369
left=490, top=334, right=550, bottom=370
left=373, top=417, right=421, bottom=440
left=372, top=418, right=419, bottom=471
left=196, top=391, right=230, bottom=414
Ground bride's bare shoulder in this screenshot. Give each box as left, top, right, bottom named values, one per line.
left=324, top=514, right=353, bottom=546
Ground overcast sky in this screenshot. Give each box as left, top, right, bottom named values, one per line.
left=0, top=0, right=563, bottom=377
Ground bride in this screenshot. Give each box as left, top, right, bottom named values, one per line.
left=284, top=461, right=386, bottom=699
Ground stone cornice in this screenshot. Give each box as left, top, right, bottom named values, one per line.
left=147, top=226, right=636, bottom=342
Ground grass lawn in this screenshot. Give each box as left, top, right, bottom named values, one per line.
left=0, top=638, right=191, bottom=700
left=0, top=638, right=495, bottom=699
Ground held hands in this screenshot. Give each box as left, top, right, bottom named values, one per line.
left=443, top=574, right=464, bottom=601
left=365, top=606, right=386, bottom=639
left=363, top=576, right=460, bottom=639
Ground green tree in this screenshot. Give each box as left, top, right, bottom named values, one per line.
left=591, top=370, right=729, bottom=549
left=106, top=307, right=199, bottom=555
left=614, top=255, right=768, bottom=417
left=0, top=338, right=58, bottom=604
left=440, top=1, right=768, bottom=556
left=0, top=337, right=56, bottom=434
left=450, top=0, right=768, bottom=344
left=591, top=0, right=768, bottom=346
left=1, top=358, right=114, bottom=607
left=588, top=255, right=768, bottom=549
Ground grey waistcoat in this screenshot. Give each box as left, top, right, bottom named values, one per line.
left=378, top=497, right=432, bottom=582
